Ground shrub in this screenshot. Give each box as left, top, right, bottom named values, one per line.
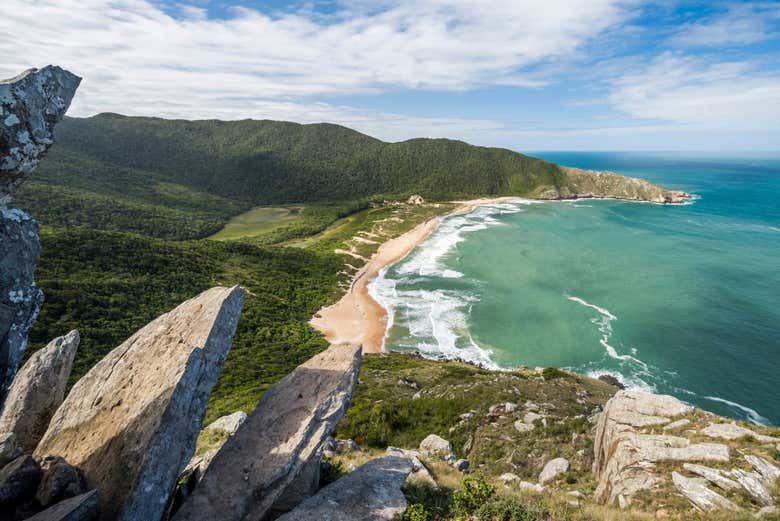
left=452, top=477, right=495, bottom=517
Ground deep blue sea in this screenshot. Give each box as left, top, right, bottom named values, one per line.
left=372, top=152, right=780, bottom=425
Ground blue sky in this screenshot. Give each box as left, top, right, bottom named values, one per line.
left=2, top=0, right=779, bottom=150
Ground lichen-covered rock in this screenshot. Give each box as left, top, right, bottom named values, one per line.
left=34, top=286, right=245, bottom=521
left=24, top=489, right=100, bottom=521
left=0, top=330, right=79, bottom=452
left=1, top=66, right=81, bottom=204
left=274, top=456, right=412, bottom=521
left=173, top=342, right=361, bottom=521
left=0, top=208, right=44, bottom=404
left=1, top=66, right=80, bottom=406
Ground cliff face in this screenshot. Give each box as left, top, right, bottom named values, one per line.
left=0, top=66, right=80, bottom=403
left=541, top=166, right=691, bottom=204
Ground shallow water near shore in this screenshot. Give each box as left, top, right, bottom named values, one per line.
left=372, top=151, right=780, bottom=425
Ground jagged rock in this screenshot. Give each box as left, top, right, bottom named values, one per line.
left=702, top=422, right=780, bottom=443
left=544, top=167, right=691, bottom=204
left=593, top=391, right=726, bottom=507
left=682, top=463, right=739, bottom=491
left=0, top=454, right=41, bottom=505
left=203, top=410, right=246, bottom=435
left=663, top=419, right=691, bottom=431
left=539, top=458, right=569, bottom=484
left=598, top=374, right=625, bottom=389
left=745, top=455, right=780, bottom=483
left=173, top=342, right=361, bottom=521
left=34, top=286, right=245, bottom=521
left=730, top=469, right=774, bottom=506
left=0, top=330, right=79, bottom=452
left=25, top=489, right=100, bottom=521
left=671, top=472, right=738, bottom=511
left=0, top=432, right=21, bottom=467
left=0, top=66, right=81, bottom=203
left=1, top=66, right=80, bottom=405
left=419, top=434, right=454, bottom=459
left=275, top=456, right=412, bottom=521
left=35, top=456, right=87, bottom=507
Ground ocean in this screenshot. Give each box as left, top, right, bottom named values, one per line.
left=370, top=152, right=780, bottom=425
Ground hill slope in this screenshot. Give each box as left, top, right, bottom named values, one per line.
left=16, top=114, right=683, bottom=239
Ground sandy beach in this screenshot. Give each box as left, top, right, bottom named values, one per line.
left=310, top=197, right=517, bottom=353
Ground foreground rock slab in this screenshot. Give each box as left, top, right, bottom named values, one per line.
left=35, top=286, right=245, bottom=521
left=275, top=456, right=412, bottom=521
left=671, top=472, right=738, bottom=512
left=0, top=330, right=79, bottom=452
left=174, top=342, right=361, bottom=521
left=25, top=489, right=100, bottom=521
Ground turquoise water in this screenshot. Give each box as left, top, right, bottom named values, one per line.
left=371, top=152, right=780, bottom=425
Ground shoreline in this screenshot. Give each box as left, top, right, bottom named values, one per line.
left=309, top=197, right=518, bottom=353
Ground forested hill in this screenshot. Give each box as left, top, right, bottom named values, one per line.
left=16, top=113, right=680, bottom=239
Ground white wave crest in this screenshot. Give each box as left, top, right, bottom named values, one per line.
left=703, top=395, right=769, bottom=426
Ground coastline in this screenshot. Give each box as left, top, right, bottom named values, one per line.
left=309, top=197, right=518, bottom=353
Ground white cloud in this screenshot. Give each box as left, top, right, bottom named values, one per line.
left=669, top=2, right=780, bottom=47
left=0, top=0, right=631, bottom=124
left=608, top=53, right=780, bottom=131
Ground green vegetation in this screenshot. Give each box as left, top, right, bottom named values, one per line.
left=17, top=113, right=570, bottom=239
left=209, top=206, right=305, bottom=240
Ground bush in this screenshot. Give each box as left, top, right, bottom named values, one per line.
left=475, top=498, right=533, bottom=521
left=451, top=477, right=495, bottom=517
left=401, top=504, right=433, bottom=521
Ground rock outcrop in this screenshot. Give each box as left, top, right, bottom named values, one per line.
left=173, top=342, right=361, bottom=521
left=275, top=456, right=412, bottom=521
left=25, top=489, right=100, bottom=521
left=0, top=330, right=79, bottom=452
left=1, top=66, right=80, bottom=404
left=34, top=286, right=245, bottom=521
left=540, top=166, right=690, bottom=204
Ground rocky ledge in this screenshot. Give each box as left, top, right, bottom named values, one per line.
left=538, top=166, right=691, bottom=204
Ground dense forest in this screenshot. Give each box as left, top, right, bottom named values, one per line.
left=16, top=114, right=568, bottom=239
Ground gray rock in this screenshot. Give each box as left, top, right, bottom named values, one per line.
left=663, top=419, right=691, bottom=431
left=0, top=330, right=79, bottom=452
left=744, top=455, right=780, bottom=483
left=702, top=422, right=780, bottom=443
left=0, top=66, right=81, bottom=203
left=203, top=410, right=246, bottom=435
left=419, top=434, right=454, bottom=459
left=0, top=432, right=21, bottom=467
left=517, top=481, right=545, bottom=493
left=269, top=455, right=322, bottom=516
left=275, top=456, right=412, bottom=521
left=406, top=455, right=437, bottom=487
left=0, top=454, right=41, bottom=505
left=173, top=342, right=361, bottom=521
left=34, top=286, right=245, bottom=521
left=539, top=457, right=569, bottom=484
left=24, top=489, right=100, bottom=521
left=453, top=459, right=469, bottom=472
left=35, top=455, right=87, bottom=507
left=0, top=66, right=80, bottom=405
left=514, top=420, right=535, bottom=433
left=731, top=469, right=774, bottom=506
left=682, top=463, right=739, bottom=491
left=671, top=471, right=738, bottom=511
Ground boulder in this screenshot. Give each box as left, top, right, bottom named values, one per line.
left=745, top=455, right=780, bottom=483
left=275, top=456, right=412, bottom=521
left=419, top=434, right=454, bottom=458
left=597, top=374, right=625, bottom=389
left=517, top=481, right=545, bottom=494
left=499, top=472, right=520, bottom=483
left=0, top=432, right=21, bottom=467
left=682, top=463, right=739, bottom=491
left=24, top=489, right=100, bottom=521
left=671, top=472, right=738, bottom=511
left=1, top=66, right=80, bottom=403
left=269, top=455, right=322, bottom=516
left=0, top=454, right=41, bottom=506
left=173, top=342, right=361, bottom=521
left=35, top=456, right=88, bottom=507
left=731, top=469, right=774, bottom=506
left=702, top=422, right=780, bottom=443
left=0, top=330, right=79, bottom=452
left=406, top=455, right=437, bottom=487
left=453, top=459, right=469, bottom=472
left=203, top=410, right=246, bottom=435
left=513, top=420, right=535, bottom=433
left=539, top=457, right=569, bottom=484
left=34, top=286, right=245, bottom=521
left=593, top=391, right=729, bottom=507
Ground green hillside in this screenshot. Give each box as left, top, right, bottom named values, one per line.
left=16, top=113, right=567, bottom=239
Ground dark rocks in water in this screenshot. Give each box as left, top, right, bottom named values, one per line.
left=598, top=374, right=626, bottom=390
left=34, top=286, right=245, bottom=521
left=0, top=330, right=80, bottom=453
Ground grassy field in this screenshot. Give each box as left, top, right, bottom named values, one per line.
left=209, top=206, right=305, bottom=240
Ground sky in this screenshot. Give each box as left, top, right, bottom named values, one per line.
left=2, top=0, right=779, bottom=150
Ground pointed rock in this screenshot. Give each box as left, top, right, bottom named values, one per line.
left=731, top=469, right=774, bottom=506
left=0, top=330, right=79, bottom=452
left=174, top=342, right=361, bottom=521
left=682, top=463, right=739, bottom=491
left=745, top=455, right=780, bottom=484
left=275, top=456, right=412, bottom=521
left=34, top=286, right=245, bottom=521
left=671, top=472, right=739, bottom=511
left=24, top=489, right=100, bottom=521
